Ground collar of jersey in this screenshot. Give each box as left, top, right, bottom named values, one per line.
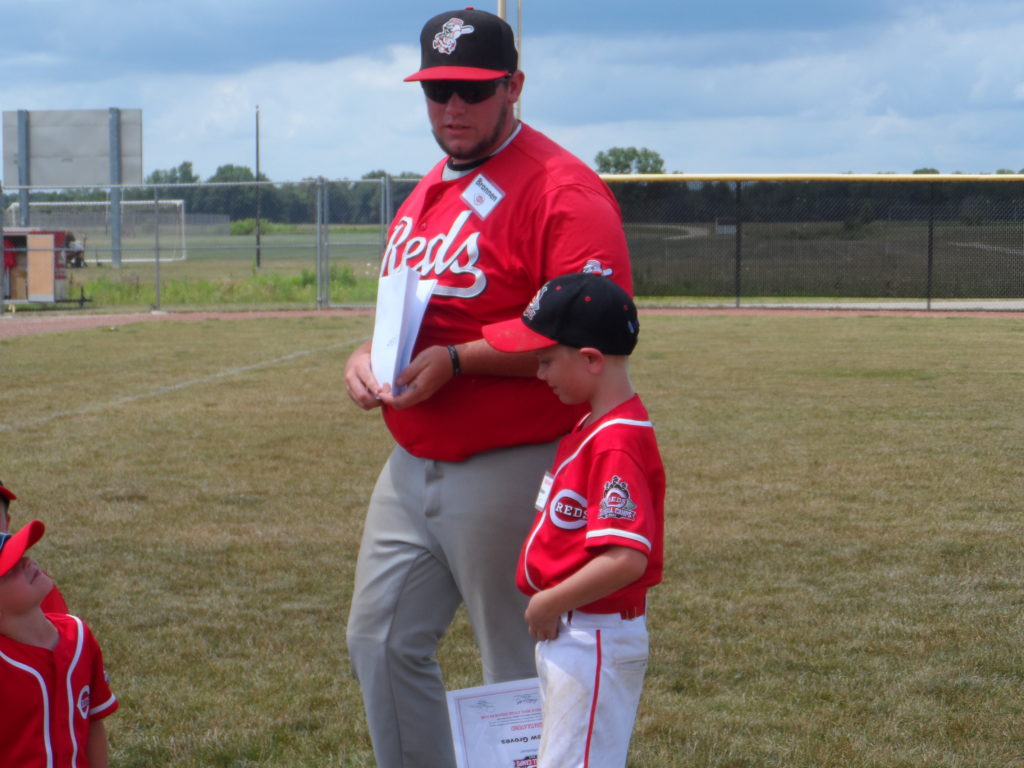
left=441, top=121, right=523, bottom=181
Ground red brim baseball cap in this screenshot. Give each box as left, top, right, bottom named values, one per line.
left=0, top=520, right=44, bottom=578
left=482, top=317, right=558, bottom=353
left=0, top=482, right=15, bottom=502
left=405, top=8, right=517, bottom=82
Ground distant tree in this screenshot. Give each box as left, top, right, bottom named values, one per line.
left=912, top=167, right=941, bottom=174
left=206, top=164, right=256, bottom=183
left=189, top=164, right=260, bottom=220
left=145, top=161, right=199, bottom=185
left=360, top=169, right=422, bottom=180
left=594, top=147, right=666, bottom=174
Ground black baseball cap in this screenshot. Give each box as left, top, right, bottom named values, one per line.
left=483, top=273, right=639, bottom=355
left=404, top=8, right=518, bottom=82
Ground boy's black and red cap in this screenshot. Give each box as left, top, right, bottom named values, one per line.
left=483, top=272, right=639, bottom=355
left=0, top=480, right=15, bottom=502
left=0, top=520, right=44, bottom=578
left=405, top=8, right=518, bottom=82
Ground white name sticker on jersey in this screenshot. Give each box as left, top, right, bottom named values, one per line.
left=535, top=472, right=554, bottom=511
left=461, top=173, right=505, bottom=220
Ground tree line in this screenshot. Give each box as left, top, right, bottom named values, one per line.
left=1, top=161, right=424, bottom=226
left=138, top=162, right=426, bottom=225
left=4, top=148, right=1023, bottom=226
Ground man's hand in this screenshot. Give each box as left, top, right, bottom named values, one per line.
left=380, top=345, right=453, bottom=410
left=344, top=341, right=386, bottom=410
left=524, top=590, right=562, bottom=641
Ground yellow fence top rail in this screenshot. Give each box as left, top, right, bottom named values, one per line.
left=599, top=173, right=1024, bottom=183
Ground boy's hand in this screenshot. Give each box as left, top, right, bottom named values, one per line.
left=523, top=547, right=649, bottom=641
left=524, top=591, right=562, bottom=640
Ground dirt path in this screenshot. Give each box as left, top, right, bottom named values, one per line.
left=1, top=305, right=1019, bottom=340
left=0, top=309, right=371, bottom=339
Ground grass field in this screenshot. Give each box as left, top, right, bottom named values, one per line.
left=61, top=228, right=383, bottom=310
left=1, top=313, right=1022, bottom=767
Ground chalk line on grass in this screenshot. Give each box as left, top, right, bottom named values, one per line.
left=0, top=336, right=368, bottom=433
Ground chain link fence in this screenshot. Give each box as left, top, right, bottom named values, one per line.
left=3, top=174, right=1023, bottom=310
left=609, top=175, right=1024, bottom=305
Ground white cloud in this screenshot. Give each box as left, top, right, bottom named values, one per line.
left=4, top=0, right=1023, bottom=184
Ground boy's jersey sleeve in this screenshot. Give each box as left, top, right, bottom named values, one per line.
left=83, top=624, right=118, bottom=721
left=583, top=449, right=658, bottom=556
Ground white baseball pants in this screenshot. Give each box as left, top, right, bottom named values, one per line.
left=535, top=610, right=649, bottom=768
left=346, top=441, right=557, bottom=768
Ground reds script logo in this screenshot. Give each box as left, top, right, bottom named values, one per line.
left=549, top=489, right=587, bottom=530
left=433, top=17, right=475, bottom=55
left=598, top=476, right=637, bottom=521
left=383, top=211, right=486, bottom=298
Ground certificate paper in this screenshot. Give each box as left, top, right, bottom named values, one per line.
left=447, top=678, right=542, bottom=768
left=370, top=268, right=436, bottom=393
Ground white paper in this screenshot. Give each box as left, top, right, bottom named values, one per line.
left=370, top=269, right=436, bottom=393
left=447, top=678, right=542, bottom=768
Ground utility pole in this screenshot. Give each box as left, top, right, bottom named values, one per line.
left=496, top=1, right=523, bottom=119
left=255, top=105, right=262, bottom=269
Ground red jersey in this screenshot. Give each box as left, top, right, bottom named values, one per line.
left=0, top=613, right=118, bottom=768
left=517, top=395, right=665, bottom=615
left=41, top=583, right=69, bottom=614
left=380, top=122, right=632, bottom=461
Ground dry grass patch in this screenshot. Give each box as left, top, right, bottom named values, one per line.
left=0, top=314, right=1021, bottom=766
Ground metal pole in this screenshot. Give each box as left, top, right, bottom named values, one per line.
left=109, top=107, right=123, bottom=268
left=734, top=182, right=743, bottom=307
left=0, top=182, right=5, bottom=302
left=515, top=0, right=523, bottom=120
left=315, top=178, right=325, bottom=309
left=497, top=0, right=506, bottom=17
left=255, top=105, right=262, bottom=269
left=17, top=110, right=30, bottom=226
left=153, top=187, right=162, bottom=310
left=926, top=182, right=935, bottom=310
left=381, top=175, right=391, bottom=254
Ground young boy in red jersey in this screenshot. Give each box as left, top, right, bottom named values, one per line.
left=483, top=272, right=665, bottom=768
left=1, top=480, right=69, bottom=614
left=0, top=519, right=117, bottom=768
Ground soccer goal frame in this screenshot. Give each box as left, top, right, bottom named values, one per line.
left=4, top=199, right=188, bottom=263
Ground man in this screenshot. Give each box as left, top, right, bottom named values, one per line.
left=343, top=9, right=632, bottom=768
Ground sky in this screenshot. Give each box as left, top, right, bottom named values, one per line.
left=2, top=0, right=1023, bottom=184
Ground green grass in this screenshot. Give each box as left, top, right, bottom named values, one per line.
left=62, top=230, right=382, bottom=311
left=1, top=314, right=1022, bottom=766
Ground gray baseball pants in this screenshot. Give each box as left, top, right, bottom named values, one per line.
left=346, top=440, right=557, bottom=768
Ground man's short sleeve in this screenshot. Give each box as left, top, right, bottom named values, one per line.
left=536, top=183, right=633, bottom=293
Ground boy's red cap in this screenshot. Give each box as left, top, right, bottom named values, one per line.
left=0, top=520, right=44, bottom=578
left=0, top=480, right=15, bottom=502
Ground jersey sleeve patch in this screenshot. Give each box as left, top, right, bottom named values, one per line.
left=598, top=475, right=638, bottom=521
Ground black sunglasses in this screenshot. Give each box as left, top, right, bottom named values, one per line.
left=421, top=75, right=511, bottom=105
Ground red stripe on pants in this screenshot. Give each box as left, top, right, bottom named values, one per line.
left=583, top=629, right=603, bottom=767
